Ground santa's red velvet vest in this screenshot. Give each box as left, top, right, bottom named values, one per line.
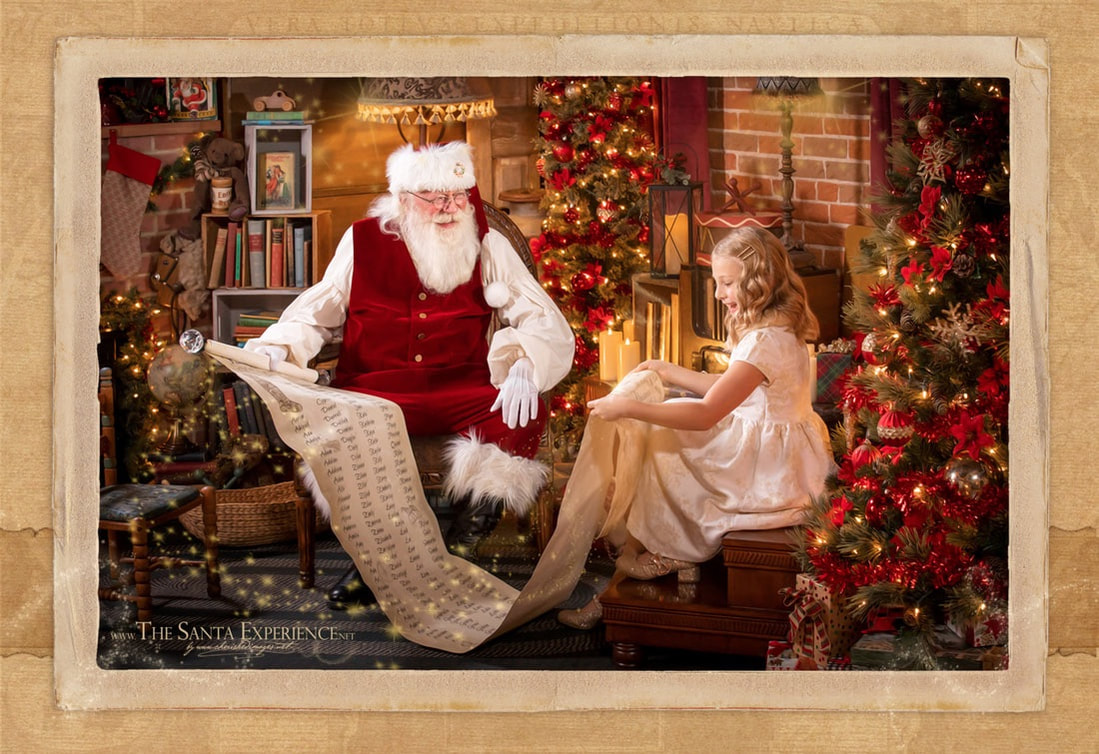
left=331, top=218, right=492, bottom=391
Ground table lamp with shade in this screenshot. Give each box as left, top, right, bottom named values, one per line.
left=753, top=76, right=822, bottom=264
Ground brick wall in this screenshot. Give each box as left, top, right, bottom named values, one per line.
left=706, top=77, right=872, bottom=270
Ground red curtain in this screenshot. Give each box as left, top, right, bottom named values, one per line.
left=869, top=77, right=906, bottom=196
left=655, top=77, right=713, bottom=208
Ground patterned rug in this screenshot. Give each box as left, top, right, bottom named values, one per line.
left=97, top=524, right=761, bottom=671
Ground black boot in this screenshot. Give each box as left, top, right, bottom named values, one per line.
left=326, top=563, right=375, bottom=610
left=444, top=497, right=503, bottom=558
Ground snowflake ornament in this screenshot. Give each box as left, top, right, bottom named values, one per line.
left=917, top=138, right=957, bottom=184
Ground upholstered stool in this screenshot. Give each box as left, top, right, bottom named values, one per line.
left=99, top=483, right=221, bottom=623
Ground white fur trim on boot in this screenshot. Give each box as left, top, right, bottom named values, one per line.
left=442, top=435, right=548, bottom=517
left=297, top=464, right=331, bottom=522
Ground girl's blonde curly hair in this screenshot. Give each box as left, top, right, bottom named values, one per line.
left=712, top=226, right=819, bottom=345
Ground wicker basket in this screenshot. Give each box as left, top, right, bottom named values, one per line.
left=181, top=481, right=325, bottom=547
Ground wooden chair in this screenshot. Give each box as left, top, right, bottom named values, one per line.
left=597, top=528, right=800, bottom=668
left=97, top=367, right=222, bottom=623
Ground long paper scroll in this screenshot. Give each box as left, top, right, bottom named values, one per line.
left=207, top=346, right=663, bottom=652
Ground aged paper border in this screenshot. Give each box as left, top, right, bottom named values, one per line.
left=53, top=34, right=1048, bottom=711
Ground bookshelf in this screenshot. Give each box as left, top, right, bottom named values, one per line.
left=200, top=211, right=333, bottom=291
left=211, top=288, right=303, bottom=345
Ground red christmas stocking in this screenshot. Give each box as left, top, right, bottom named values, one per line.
left=100, top=133, right=162, bottom=277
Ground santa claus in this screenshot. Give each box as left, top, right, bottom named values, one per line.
left=246, top=140, right=574, bottom=606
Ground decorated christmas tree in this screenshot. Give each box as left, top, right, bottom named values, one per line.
left=530, top=76, right=659, bottom=449
left=799, top=78, right=1011, bottom=650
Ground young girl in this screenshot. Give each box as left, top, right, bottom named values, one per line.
left=559, top=226, right=834, bottom=629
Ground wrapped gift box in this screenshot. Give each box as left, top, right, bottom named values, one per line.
left=785, top=574, right=862, bottom=670
left=815, top=342, right=854, bottom=405
left=850, top=627, right=1007, bottom=671
left=766, top=641, right=801, bottom=671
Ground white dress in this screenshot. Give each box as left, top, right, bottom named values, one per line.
left=625, top=326, right=834, bottom=563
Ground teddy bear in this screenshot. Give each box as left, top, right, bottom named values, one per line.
left=179, top=135, right=250, bottom=240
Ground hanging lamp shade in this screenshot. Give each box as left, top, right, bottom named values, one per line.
left=356, top=77, right=497, bottom=127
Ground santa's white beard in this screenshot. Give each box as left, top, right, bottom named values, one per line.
left=399, top=207, right=480, bottom=294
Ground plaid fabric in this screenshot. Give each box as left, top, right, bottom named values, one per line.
left=100, top=484, right=199, bottom=522
left=816, top=352, right=852, bottom=405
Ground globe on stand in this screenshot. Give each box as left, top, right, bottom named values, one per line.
left=147, top=344, right=214, bottom=455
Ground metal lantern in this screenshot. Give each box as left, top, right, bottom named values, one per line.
left=648, top=181, right=702, bottom=278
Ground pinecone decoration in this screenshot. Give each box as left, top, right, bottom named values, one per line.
left=900, top=310, right=918, bottom=333
left=952, top=253, right=977, bottom=278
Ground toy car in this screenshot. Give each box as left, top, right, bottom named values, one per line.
left=252, top=90, right=296, bottom=112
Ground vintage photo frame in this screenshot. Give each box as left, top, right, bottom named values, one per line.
left=54, top=34, right=1048, bottom=711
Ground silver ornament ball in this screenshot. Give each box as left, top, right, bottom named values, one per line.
left=944, top=457, right=990, bottom=499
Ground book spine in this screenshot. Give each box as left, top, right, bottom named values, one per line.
left=270, top=219, right=285, bottom=287
left=226, top=222, right=240, bottom=287
left=255, top=393, right=284, bottom=451
left=231, top=223, right=243, bottom=287
left=247, top=219, right=266, bottom=289
left=222, top=385, right=241, bottom=437
left=303, top=237, right=313, bottom=286
left=233, top=380, right=259, bottom=435
left=292, top=224, right=306, bottom=288
left=208, top=226, right=228, bottom=288
left=236, top=315, right=279, bottom=327
left=211, top=385, right=229, bottom=451
left=249, top=385, right=270, bottom=439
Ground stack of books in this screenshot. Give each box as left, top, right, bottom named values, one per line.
left=232, top=310, right=280, bottom=346
left=244, top=110, right=306, bottom=125
left=214, top=378, right=288, bottom=453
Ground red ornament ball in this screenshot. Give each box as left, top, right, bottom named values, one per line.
left=563, top=207, right=580, bottom=224
left=850, top=440, right=882, bottom=470
left=552, top=143, right=575, bottom=163
left=570, top=271, right=596, bottom=292
left=955, top=164, right=988, bottom=195
left=877, top=408, right=914, bottom=447
left=864, top=493, right=890, bottom=527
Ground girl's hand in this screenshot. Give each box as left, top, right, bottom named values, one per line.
left=636, top=359, right=669, bottom=381
left=587, top=395, right=631, bottom=421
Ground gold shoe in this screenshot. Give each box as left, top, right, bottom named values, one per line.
left=618, top=552, right=700, bottom=583
left=557, top=597, right=603, bottom=630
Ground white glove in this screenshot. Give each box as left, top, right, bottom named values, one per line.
left=491, top=357, right=539, bottom=429
left=251, top=344, right=287, bottom=371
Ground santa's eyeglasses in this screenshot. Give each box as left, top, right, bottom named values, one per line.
left=406, top=190, right=471, bottom=210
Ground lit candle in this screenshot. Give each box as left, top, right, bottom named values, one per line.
left=665, top=214, right=690, bottom=276
left=622, top=319, right=635, bottom=343
left=618, top=338, right=641, bottom=378
left=598, top=329, right=622, bottom=382
left=807, top=344, right=818, bottom=403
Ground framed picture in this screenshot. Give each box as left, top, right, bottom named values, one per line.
left=165, top=77, right=218, bottom=121
left=260, top=151, right=296, bottom=210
